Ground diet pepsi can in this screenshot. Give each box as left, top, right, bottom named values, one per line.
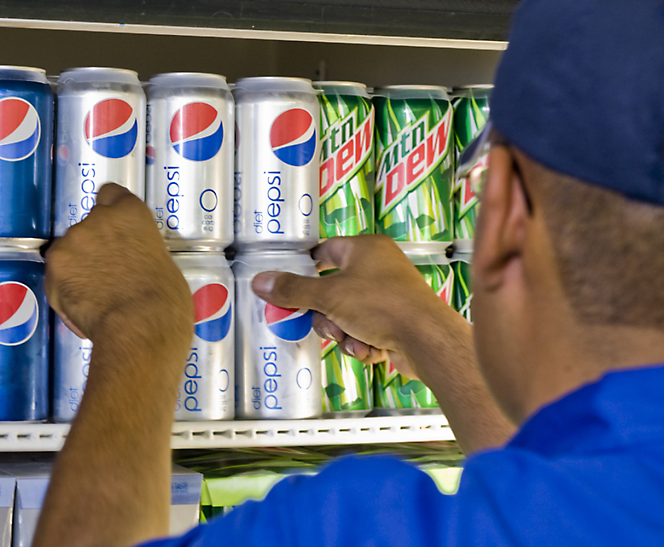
left=146, top=73, right=234, bottom=250
left=53, top=316, right=92, bottom=422
left=233, top=77, right=320, bottom=251
left=233, top=251, right=321, bottom=419
left=54, top=67, right=146, bottom=237
left=0, top=67, right=53, bottom=239
left=172, top=251, right=235, bottom=420
left=0, top=244, right=49, bottom=421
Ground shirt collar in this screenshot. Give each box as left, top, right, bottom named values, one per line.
left=507, top=364, right=664, bottom=457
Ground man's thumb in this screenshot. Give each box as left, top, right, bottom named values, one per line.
left=252, top=271, right=323, bottom=311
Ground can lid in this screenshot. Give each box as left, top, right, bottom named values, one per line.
left=0, top=238, right=47, bottom=251
left=397, top=241, right=452, bottom=265
left=453, top=239, right=474, bottom=253
left=233, top=77, right=316, bottom=95
left=451, top=250, right=473, bottom=264
left=313, top=81, right=369, bottom=98
left=0, top=66, right=48, bottom=85
left=373, top=85, right=450, bottom=100
left=166, top=240, right=228, bottom=252
left=452, top=85, right=493, bottom=99
left=233, top=250, right=314, bottom=267
left=170, top=250, right=230, bottom=269
left=148, top=72, right=230, bottom=91
left=57, top=67, right=141, bottom=86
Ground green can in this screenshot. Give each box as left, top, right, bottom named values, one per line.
left=321, top=338, right=373, bottom=417
left=373, top=243, right=452, bottom=415
left=373, top=86, right=454, bottom=243
left=452, top=85, right=491, bottom=241
left=452, top=253, right=473, bottom=323
left=316, top=81, right=375, bottom=238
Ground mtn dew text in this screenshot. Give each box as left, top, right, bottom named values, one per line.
left=315, top=82, right=375, bottom=237
left=373, top=86, right=454, bottom=243
left=452, top=85, right=491, bottom=241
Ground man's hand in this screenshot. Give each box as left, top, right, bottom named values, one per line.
left=34, top=183, right=193, bottom=547
left=46, top=183, right=192, bottom=345
left=252, top=235, right=516, bottom=453
left=252, top=235, right=459, bottom=377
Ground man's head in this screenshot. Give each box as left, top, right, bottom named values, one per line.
left=471, top=0, right=664, bottom=423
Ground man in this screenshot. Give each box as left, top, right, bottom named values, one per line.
left=33, top=0, right=664, bottom=545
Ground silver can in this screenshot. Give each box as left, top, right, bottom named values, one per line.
left=146, top=73, right=234, bottom=250
left=233, top=77, right=320, bottom=251
left=172, top=251, right=235, bottom=420
left=53, top=316, right=92, bottom=423
left=54, top=67, right=146, bottom=237
left=233, top=251, right=321, bottom=419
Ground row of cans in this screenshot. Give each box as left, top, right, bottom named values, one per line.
left=0, top=65, right=488, bottom=249
left=0, top=241, right=473, bottom=422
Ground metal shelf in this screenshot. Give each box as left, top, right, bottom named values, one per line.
left=0, top=415, right=453, bottom=451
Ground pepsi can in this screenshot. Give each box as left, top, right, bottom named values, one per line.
left=233, top=251, right=321, bottom=419
left=0, top=244, right=49, bottom=421
left=233, top=77, right=320, bottom=251
left=172, top=251, right=235, bottom=420
left=54, top=67, right=146, bottom=237
left=53, top=316, right=92, bottom=422
left=146, top=73, right=234, bottom=250
left=0, top=66, right=53, bottom=239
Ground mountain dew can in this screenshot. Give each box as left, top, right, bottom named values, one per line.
left=452, top=85, right=491, bottom=241
left=374, top=242, right=451, bottom=415
left=321, top=339, right=373, bottom=417
left=315, top=82, right=374, bottom=238
left=452, top=252, right=472, bottom=323
left=373, top=86, right=454, bottom=243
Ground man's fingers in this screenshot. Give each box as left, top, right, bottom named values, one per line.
left=252, top=271, right=326, bottom=311
left=311, top=237, right=350, bottom=271
left=313, top=312, right=346, bottom=341
left=338, top=336, right=388, bottom=364
left=95, top=183, right=133, bottom=207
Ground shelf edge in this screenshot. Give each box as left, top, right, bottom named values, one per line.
left=0, top=17, right=507, bottom=51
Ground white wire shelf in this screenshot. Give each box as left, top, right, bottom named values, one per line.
left=0, top=415, right=453, bottom=451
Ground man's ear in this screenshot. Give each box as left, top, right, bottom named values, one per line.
left=473, top=145, right=531, bottom=292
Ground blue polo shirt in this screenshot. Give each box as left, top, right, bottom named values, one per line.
left=147, top=365, right=664, bottom=546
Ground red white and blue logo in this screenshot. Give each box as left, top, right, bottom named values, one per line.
left=170, top=102, right=224, bottom=162
left=265, top=303, right=313, bottom=342
left=84, top=98, right=138, bottom=159
left=269, top=108, right=316, bottom=167
left=0, top=97, right=41, bottom=162
left=0, top=282, right=39, bottom=346
left=193, top=283, right=232, bottom=342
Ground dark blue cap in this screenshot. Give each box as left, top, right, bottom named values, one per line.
left=491, top=0, right=664, bottom=204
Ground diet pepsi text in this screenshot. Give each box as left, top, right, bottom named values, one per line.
left=233, top=77, right=320, bottom=251
left=54, top=67, right=146, bottom=237
left=53, top=316, right=93, bottom=422
left=0, top=67, right=53, bottom=240
left=172, top=252, right=235, bottom=420
left=233, top=251, right=321, bottom=419
left=146, top=73, right=234, bottom=250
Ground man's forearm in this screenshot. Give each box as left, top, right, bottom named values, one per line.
left=399, top=299, right=516, bottom=454
left=33, top=315, right=189, bottom=547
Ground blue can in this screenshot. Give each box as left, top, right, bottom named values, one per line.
left=0, top=66, right=53, bottom=239
left=0, top=246, right=49, bottom=421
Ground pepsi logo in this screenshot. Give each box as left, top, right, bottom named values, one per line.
left=84, top=98, right=138, bottom=159
left=170, top=102, right=223, bottom=162
left=269, top=108, right=316, bottom=167
left=265, top=303, right=313, bottom=342
left=193, top=283, right=232, bottom=342
left=0, top=97, right=41, bottom=162
left=0, top=282, right=39, bottom=346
